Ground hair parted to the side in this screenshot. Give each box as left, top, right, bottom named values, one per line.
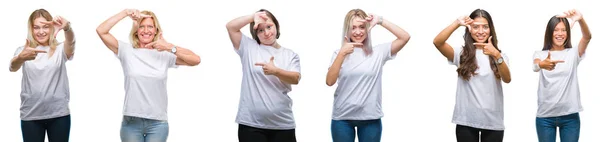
left=458, top=9, right=501, bottom=80
left=27, top=9, right=58, bottom=49
left=129, top=10, right=163, bottom=48
left=249, top=9, right=280, bottom=44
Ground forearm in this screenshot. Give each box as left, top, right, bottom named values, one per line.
left=381, top=19, right=410, bottom=41
left=433, top=21, right=460, bottom=47
left=64, top=25, right=75, bottom=56
left=174, top=46, right=200, bottom=66
left=275, top=69, right=300, bottom=85
left=326, top=55, right=345, bottom=86
left=9, top=56, right=25, bottom=72
left=96, top=10, right=127, bottom=35
left=226, top=14, right=253, bottom=33
left=494, top=54, right=511, bottom=83
left=579, top=18, right=591, bottom=39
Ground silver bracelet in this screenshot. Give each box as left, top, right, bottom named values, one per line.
left=377, top=16, right=383, bottom=25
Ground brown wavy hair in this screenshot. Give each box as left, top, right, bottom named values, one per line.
left=458, top=9, right=501, bottom=80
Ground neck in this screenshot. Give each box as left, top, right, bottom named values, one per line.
left=262, top=41, right=281, bottom=49
left=551, top=44, right=565, bottom=51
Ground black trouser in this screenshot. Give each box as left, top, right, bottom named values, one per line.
left=238, top=124, right=296, bottom=142
left=21, top=115, right=71, bottom=142
left=456, top=125, right=504, bottom=142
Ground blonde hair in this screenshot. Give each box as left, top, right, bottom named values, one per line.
left=342, top=9, right=372, bottom=53
left=129, top=10, right=162, bottom=48
left=27, top=9, right=58, bottom=48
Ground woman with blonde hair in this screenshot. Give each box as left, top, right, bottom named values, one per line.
left=533, top=9, right=591, bottom=142
left=96, top=9, right=200, bottom=142
left=326, top=9, right=410, bottom=142
left=433, top=9, right=511, bottom=142
left=226, top=9, right=301, bottom=142
left=9, top=8, right=75, bottom=142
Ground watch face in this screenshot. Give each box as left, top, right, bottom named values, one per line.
left=497, top=58, right=503, bottom=64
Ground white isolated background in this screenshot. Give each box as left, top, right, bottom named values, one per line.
left=0, top=0, right=598, bottom=141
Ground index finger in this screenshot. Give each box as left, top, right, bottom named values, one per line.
left=33, top=49, right=47, bottom=53
left=40, top=21, right=54, bottom=25
left=473, top=43, right=487, bottom=46
left=254, top=62, right=266, bottom=66
left=551, top=60, right=565, bottom=63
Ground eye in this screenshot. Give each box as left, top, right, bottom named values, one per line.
left=258, top=29, right=264, bottom=33
left=266, top=25, right=271, bottom=29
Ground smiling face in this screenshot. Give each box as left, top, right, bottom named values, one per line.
left=32, top=17, right=52, bottom=45
left=348, top=16, right=368, bottom=43
left=552, top=21, right=567, bottom=47
left=470, top=17, right=490, bottom=43
left=255, top=19, right=277, bottom=46
left=136, top=18, right=157, bottom=45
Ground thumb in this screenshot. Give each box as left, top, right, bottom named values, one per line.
left=344, top=36, right=349, bottom=43
left=24, top=39, right=31, bottom=48
left=269, top=56, right=274, bottom=63
left=488, top=36, right=493, bottom=44
left=546, top=51, right=552, bottom=60
left=158, top=33, right=164, bottom=40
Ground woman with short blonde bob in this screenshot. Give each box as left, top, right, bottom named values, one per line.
left=96, top=9, right=200, bottom=142
left=326, top=9, right=410, bottom=142
left=9, top=8, right=75, bottom=142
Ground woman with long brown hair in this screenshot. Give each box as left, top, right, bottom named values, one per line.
left=433, top=9, right=511, bottom=142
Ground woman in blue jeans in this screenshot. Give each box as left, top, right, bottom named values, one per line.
left=96, top=9, right=200, bottom=142
left=326, top=9, right=410, bottom=142
left=533, top=9, right=591, bottom=142
left=10, top=9, right=75, bottom=142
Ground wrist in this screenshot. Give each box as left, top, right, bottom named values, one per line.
left=63, top=23, right=72, bottom=32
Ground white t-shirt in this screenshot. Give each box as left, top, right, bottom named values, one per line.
left=235, top=35, right=301, bottom=130
left=13, top=43, right=72, bottom=120
left=117, top=40, right=177, bottom=121
left=533, top=45, right=584, bottom=118
left=329, top=43, right=395, bottom=120
left=450, top=46, right=508, bottom=130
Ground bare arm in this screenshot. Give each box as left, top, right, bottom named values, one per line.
left=326, top=54, right=345, bottom=86
left=275, top=70, right=300, bottom=84
left=577, top=18, right=591, bottom=57
left=96, top=10, right=129, bottom=54
left=379, top=19, right=410, bottom=56
left=173, top=46, right=200, bottom=66
left=63, top=24, right=75, bottom=59
left=226, top=14, right=254, bottom=50
left=433, top=21, right=461, bottom=61
left=494, top=54, right=511, bottom=83
left=9, top=56, right=25, bottom=72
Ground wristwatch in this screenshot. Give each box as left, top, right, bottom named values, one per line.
left=496, top=57, right=504, bottom=64
left=170, top=46, right=177, bottom=54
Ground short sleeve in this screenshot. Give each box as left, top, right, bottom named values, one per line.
left=328, top=50, right=340, bottom=68
left=449, top=46, right=463, bottom=66
left=236, top=34, right=257, bottom=57
left=573, top=44, right=584, bottom=63
left=167, top=53, right=178, bottom=68
left=374, top=42, right=395, bottom=62
left=13, top=46, right=24, bottom=57
left=117, top=40, right=131, bottom=59
left=9, top=46, right=25, bottom=70
left=532, top=51, right=544, bottom=71
left=288, top=53, right=300, bottom=73
left=501, top=52, right=510, bottom=67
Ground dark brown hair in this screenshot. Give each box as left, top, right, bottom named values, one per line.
left=249, top=9, right=280, bottom=44
left=542, top=16, right=572, bottom=50
left=458, top=9, right=501, bottom=80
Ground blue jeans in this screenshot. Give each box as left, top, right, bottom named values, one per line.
left=120, top=116, right=169, bottom=142
left=536, top=113, right=580, bottom=142
left=21, top=115, right=71, bottom=142
left=331, top=119, right=382, bottom=142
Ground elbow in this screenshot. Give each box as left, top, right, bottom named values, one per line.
left=433, top=40, right=442, bottom=48
left=191, top=56, right=201, bottom=66
left=503, top=78, right=511, bottom=84
left=326, top=80, right=335, bottom=86
left=95, top=27, right=104, bottom=36
left=225, top=22, right=234, bottom=32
